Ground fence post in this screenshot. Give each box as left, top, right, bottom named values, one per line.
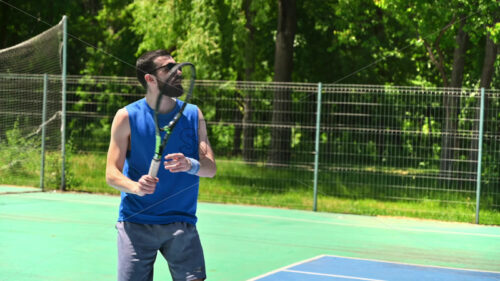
left=61, top=15, right=68, bottom=191
left=313, top=82, right=322, bottom=212
left=40, top=74, right=48, bottom=191
left=475, top=87, right=485, bottom=224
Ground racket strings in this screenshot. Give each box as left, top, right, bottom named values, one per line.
left=149, top=63, right=195, bottom=177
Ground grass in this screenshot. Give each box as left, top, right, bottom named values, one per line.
left=1, top=150, right=499, bottom=225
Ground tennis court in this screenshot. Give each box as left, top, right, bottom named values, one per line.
left=250, top=255, right=500, bottom=281
left=1, top=185, right=499, bottom=281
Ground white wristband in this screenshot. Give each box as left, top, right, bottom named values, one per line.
left=186, top=157, right=200, bottom=175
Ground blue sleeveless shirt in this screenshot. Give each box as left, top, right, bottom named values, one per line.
left=118, top=98, right=200, bottom=225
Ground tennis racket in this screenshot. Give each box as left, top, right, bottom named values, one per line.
left=148, top=62, right=196, bottom=177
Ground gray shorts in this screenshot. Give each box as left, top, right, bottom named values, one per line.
left=116, top=221, right=206, bottom=281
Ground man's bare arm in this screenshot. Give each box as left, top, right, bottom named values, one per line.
left=197, top=108, right=216, bottom=178
left=105, top=108, right=157, bottom=195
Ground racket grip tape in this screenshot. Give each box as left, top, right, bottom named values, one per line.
left=148, top=159, right=161, bottom=178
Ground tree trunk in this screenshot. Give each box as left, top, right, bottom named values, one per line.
left=269, top=0, right=296, bottom=165
left=469, top=26, right=498, bottom=174
left=242, top=0, right=257, bottom=162
left=439, top=17, right=468, bottom=176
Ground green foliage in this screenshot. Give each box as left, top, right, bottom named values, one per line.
left=129, top=0, right=222, bottom=79
left=374, top=0, right=500, bottom=87
left=0, top=121, right=40, bottom=175
left=127, top=0, right=276, bottom=81
left=43, top=149, right=81, bottom=190
left=487, top=23, right=500, bottom=44
left=69, top=75, right=143, bottom=152
left=2, top=0, right=498, bottom=86
left=0, top=122, right=77, bottom=189
left=80, top=0, right=139, bottom=76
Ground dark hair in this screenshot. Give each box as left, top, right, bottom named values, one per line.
left=136, top=49, right=171, bottom=89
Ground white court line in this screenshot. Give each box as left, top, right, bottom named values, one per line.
left=203, top=210, right=500, bottom=238
left=248, top=254, right=500, bottom=281
left=283, top=269, right=386, bottom=281
left=247, top=255, right=326, bottom=281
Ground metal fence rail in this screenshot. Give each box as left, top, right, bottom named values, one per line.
left=317, top=86, right=499, bottom=222
left=1, top=74, right=499, bottom=222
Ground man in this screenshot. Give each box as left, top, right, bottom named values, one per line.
left=106, top=49, right=216, bottom=281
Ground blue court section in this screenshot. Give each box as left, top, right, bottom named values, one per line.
left=250, top=255, right=500, bottom=281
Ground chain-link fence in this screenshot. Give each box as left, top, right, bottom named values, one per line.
left=1, top=75, right=499, bottom=222
left=0, top=18, right=64, bottom=191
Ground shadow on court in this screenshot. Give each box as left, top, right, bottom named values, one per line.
left=0, top=186, right=499, bottom=280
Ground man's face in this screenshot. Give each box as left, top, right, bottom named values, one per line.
left=152, top=56, right=183, bottom=97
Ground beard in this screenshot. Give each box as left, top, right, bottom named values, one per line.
left=158, top=76, right=183, bottom=97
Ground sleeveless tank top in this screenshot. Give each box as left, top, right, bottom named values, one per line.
left=118, top=98, right=199, bottom=224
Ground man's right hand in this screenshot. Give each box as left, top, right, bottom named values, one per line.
left=135, top=175, right=159, bottom=196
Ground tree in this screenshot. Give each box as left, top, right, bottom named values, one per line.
left=241, top=0, right=257, bottom=160
left=80, top=0, right=139, bottom=77
left=440, top=14, right=469, bottom=175
left=469, top=13, right=499, bottom=172
left=375, top=0, right=500, bottom=176
left=129, top=0, right=224, bottom=79
left=268, top=0, right=296, bottom=164
left=0, top=0, right=102, bottom=75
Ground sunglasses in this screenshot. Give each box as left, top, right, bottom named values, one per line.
left=151, top=62, right=178, bottom=74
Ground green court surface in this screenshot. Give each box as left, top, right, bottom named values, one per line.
left=0, top=186, right=499, bottom=280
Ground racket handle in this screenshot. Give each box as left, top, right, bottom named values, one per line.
left=148, top=159, right=161, bottom=178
